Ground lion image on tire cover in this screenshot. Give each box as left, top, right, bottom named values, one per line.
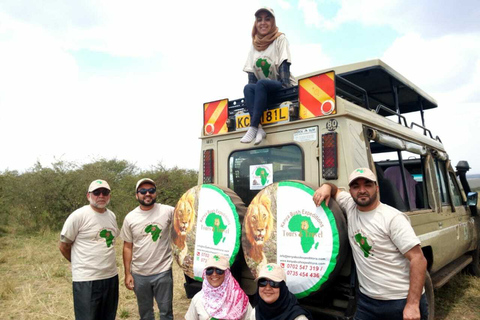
left=172, top=187, right=198, bottom=275
left=243, top=186, right=277, bottom=276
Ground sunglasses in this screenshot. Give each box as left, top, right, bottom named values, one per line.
left=258, top=278, right=281, bottom=288
left=138, top=188, right=156, bottom=195
left=91, top=189, right=110, bottom=196
left=205, top=268, right=225, bottom=276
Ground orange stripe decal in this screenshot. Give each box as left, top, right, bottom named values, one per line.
left=204, top=101, right=220, bottom=124
left=310, top=73, right=334, bottom=98
left=299, top=85, right=322, bottom=117
left=204, top=99, right=228, bottom=135
left=299, top=71, right=336, bottom=119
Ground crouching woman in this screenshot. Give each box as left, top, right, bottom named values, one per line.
left=252, top=263, right=312, bottom=320
left=185, top=254, right=252, bottom=320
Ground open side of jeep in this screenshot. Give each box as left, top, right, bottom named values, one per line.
left=195, top=59, right=479, bottom=319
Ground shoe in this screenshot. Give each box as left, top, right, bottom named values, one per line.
left=254, top=126, right=266, bottom=145
left=240, top=127, right=258, bottom=143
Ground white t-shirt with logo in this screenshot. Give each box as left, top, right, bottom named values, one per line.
left=336, top=191, right=421, bottom=300
left=120, top=203, right=174, bottom=276
left=243, top=34, right=297, bottom=86
left=60, top=205, right=119, bottom=282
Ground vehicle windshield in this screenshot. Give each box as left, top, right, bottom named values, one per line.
left=228, top=144, right=304, bottom=205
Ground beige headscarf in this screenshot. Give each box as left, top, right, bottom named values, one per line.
left=251, top=13, right=283, bottom=51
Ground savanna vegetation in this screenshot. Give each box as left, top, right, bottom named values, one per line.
left=0, top=159, right=197, bottom=319
left=0, top=160, right=479, bottom=319
left=0, top=159, right=198, bottom=233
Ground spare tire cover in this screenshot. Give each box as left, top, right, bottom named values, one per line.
left=241, top=181, right=347, bottom=298
left=171, top=184, right=246, bottom=281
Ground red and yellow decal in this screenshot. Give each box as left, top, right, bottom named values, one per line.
left=203, top=99, right=228, bottom=135
left=299, top=71, right=336, bottom=119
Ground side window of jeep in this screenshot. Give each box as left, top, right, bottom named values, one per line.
left=228, top=144, right=304, bottom=205
left=435, top=159, right=450, bottom=205
left=369, top=131, right=429, bottom=212
left=448, top=171, right=463, bottom=207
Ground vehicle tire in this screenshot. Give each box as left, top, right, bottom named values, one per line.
left=425, top=271, right=435, bottom=320
left=171, top=184, right=247, bottom=297
left=242, top=181, right=348, bottom=298
left=468, top=241, right=480, bottom=277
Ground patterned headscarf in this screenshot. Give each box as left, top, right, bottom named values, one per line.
left=252, top=13, right=283, bottom=51
left=202, top=268, right=250, bottom=320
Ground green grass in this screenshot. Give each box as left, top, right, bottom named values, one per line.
left=0, top=230, right=190, bottom=319
left=434, top=273, right=480, bottom=319
left=0, top=230, right=478, bottom=319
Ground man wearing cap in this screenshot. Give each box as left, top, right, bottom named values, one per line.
left=313, top=168, right=428, bottom=320
left=120, top=178, right=174, bottom=320
left=59, top=179, right=119, bottom=320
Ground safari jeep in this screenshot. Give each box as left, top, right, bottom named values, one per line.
left=172, top=59, right=480, bottom=320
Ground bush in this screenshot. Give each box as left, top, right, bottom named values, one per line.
left=0, top=159, right=198, bottom=233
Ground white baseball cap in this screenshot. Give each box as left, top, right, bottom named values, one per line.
left=205, top=254, right=230, bottom=271
left=255, top=263, right=286, bottom=282
left=135, top=178, right=156, bottom=191
left=348, top=168, right=377, bottom=186
left=88, top=179, right=111, bottom=192
left=255, top=7, right=275, bottom=17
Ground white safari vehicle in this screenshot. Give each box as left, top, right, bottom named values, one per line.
left=171, top=59, right=479, bottom=320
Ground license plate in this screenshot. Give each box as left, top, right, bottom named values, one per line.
left=236, top=106, right=289, bottom=129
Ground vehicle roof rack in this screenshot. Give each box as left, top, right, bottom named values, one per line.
left=301, top=59, right=438, bottom=116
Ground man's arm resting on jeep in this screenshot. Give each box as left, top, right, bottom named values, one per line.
left=313, top=183, right=340, bottom=206
left=59, top=241, right=72, bottom=262
left=403, top=245, right=427, bottom=320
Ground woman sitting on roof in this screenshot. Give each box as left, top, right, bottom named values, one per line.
left=241, top=7, right=296, bottom=145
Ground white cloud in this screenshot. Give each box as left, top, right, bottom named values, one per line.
left=290, top=43, right=332, bottom=76
left=0, top=1, right=264, bottom=172
left=298, top=0, right=322, bottom=27
left=301, top=0, right=480, bottom=37
left=277, top=0, right=292, bottom=10
left=382, top=33, right=480, bottom=104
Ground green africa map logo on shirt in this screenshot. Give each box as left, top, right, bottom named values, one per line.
left=354, top=233, right=372, bottom=257
left=145, top=224, right=162, bottom=242
left=256, top=58, right=271, bottom=77
left=288, top=215, right=320, bottom=253
left=99, top=229, right=115, bottom=247
left=205, top=213, right=227, bottom=245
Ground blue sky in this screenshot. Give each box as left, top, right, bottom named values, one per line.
left=0, top=0, right=479, bottom=173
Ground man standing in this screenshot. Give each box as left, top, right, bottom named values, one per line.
left=59, top=179, right=119, bottom=320
left=313, top=168, right=428, bottom=320
left=120, top=178, right=174, bottom=320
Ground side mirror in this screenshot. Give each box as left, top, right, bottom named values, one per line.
left=467, top=192, right=478, bottom=207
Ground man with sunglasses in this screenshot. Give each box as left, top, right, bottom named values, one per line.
left=59, top=179, right=119, bottom=320
left=120, top=178, right=174, bottom=320
left=313, top=168, right=428, bottom=320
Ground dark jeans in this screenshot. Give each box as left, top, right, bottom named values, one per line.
left=244, top=79, right=283, bottom=127
left=355, top=290, right=428, bottom=320
left=73, top=275, right=119, bottom=320
left=132, top=269, right=173, bottom=320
